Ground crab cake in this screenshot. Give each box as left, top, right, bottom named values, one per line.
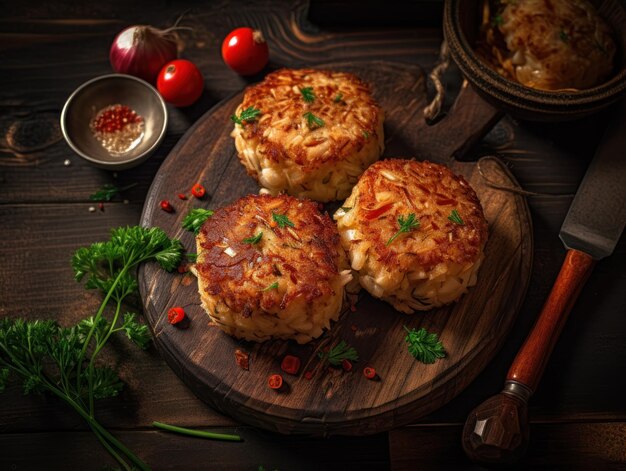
left=194, top=194, right=352, bottom=344
left=334, top=159, right=488, bottom=313
left=230, top=68, right=384, bottom=202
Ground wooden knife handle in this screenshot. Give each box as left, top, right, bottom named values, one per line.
left=507, top=249, right=595, bottom=392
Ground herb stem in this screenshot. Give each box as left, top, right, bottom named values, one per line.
left=152, top=421, right=242, bottom=442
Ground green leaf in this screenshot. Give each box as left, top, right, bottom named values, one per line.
left=231, top=106, right=262, bottom=126
left=559, top=30, right=569, bottom=43
left=448, top=209, right=464, bottom=225
left=0, top=368, right=9, bottom=393
left=300, top=86, right=316, bottom=103
left=387, top=213, right=420, bottom=246
left=340, top=207, right=352, bottom=212
left=89, top=366, right=123, bottom=400
left=272, top=212, right=295, bottom=229
left=404, top=326, right=446, bottom=364
left=182, top=208, right=214, bottom=235
left=243, top=232, right=263, bottom=244
left=89, top=183, right=137, bottom=202
left=261, top=281, right=279, bottom=292
left=303, top=111, right=325, bottom=129
left=122, top=313, right=151, bottom=350
left=333, top=93, right=344, bottom=103
left=318, top=340, right=358, bottom=366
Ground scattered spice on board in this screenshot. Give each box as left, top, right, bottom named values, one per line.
left=90, top=104, right=144, bottom=156
left=235, top=349, right=250, bottom=370
left=280, top=355, right=301, bottom=375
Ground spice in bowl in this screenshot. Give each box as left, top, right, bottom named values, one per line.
left=90, top=104, right=145, bottom=156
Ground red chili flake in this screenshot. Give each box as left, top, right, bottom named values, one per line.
left=350, top=324, right=357, bottom=332
left=160, top=200, right=174, bottom=212
left=177, top=193, right=187, bottom=200
left=363, top=366, right=377, bottom=380
left=98, top=202, right=104, bottom=212
left=280, top=355, right=301, bottom=375
left=364, top=202, right=394, bottom=220
left=342, top=359, right=353, bottom=372
left=191, top=183, right=206, bottom=198
left=177, top=263, right=188, bottom=274
left=167, top=307, right=185, bottom=325
left=304, top=370, right=314, bottom=380
left=235, top=349, right=250, bottom=370
left=268, top=374, right=283, bottom=390
left=92, top=104, right=142, bottom=133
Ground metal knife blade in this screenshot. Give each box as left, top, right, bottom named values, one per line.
left=560, top=100, right=626, bottom=260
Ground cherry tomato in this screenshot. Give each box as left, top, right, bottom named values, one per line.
left=268, top=374, right=283, bottom=390
left=168, top=306, right=185, bottom=324
left=342, top=359, right=353, bottom=372
left=363, top=366, right=377, bottom=380
left=157, top=59, right=204, bottom=107
left=221, top=27, right=269, bottom=76
left=191, top=183, right=206, bottom=198
left=280, top=355, right=301, bottom=375
left=160, top=200, right=173, bottom=213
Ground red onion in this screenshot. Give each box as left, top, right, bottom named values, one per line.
left=110, top=25, right=178, bottom=84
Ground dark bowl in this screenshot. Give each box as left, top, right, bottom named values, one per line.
left=61, top=74, right=167, bottom=169
left=444, top=0, right=626, bottom=121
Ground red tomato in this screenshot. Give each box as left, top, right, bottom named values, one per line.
left=363, top=366, right=377, bottom=380
left=167, top=306, right=185, bottom=324
left=268, top=374, right=283, bottom=390
left=221, top=27, right=269, bottom=75
left=160, top=200, right=173, bottom=213
left=191, top=183, right=206, bottom=198
left=280, top=355, right=301, bottom=375
left=157, top=59, right=204, bottom=107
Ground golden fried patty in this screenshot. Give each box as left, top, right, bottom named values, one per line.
left=334, top=159, right=488, bottom=313
left=194, top=194, right=352, bottom=343
left=231, top=68, right=384, bottom=202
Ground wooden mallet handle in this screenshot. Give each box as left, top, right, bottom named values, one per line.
left=462, top=249, right=595, bottom=464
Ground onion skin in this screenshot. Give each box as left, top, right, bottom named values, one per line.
left=110, top=25, right=178, bottom=84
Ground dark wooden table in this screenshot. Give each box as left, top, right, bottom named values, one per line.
left=1, top=1, right=625, bottom=469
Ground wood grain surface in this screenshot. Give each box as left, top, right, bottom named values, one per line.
left=138, top=61, right=533, bottom=435
left=1, top=0, right=625, bottom=469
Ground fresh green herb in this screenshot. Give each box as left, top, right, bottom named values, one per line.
left=0, top=226, right=183, bottom=470
left=300, top=86, right=316, bottom=103
left=340, top=206, right=352, bottom=212
left=492, top=14, right=503, bottom=26
left=261, top=281, right=279, bottom=291
left=448, top=209, right=464, bottom=225
left=404, top=326, right=446, bottom=364
left=318, top=340, right=359, bottom=366
left=231, top=106, right=262, bottom=126
left=333, top=93, right=344, bottom=103
left=272, top=212, right=295, bottom=228
left=386, top=213, right=420, bottom=246
left=303, top=111, right=325, bottom=129
left=89, top=183, right=137, bottom=202
left=362, top=131, right=369, bottom=139
left=182, top=208, right=214, bottom=235
left=186, top=253, right=198, bottom=262
left=559, top=30, right=569, bottom=43
left=152, top=421, right=241, bottom=442
left=243, top=232, right=263, bottom=244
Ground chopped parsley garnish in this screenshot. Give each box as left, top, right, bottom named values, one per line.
left=448, top=209, right=464, bottom=225
left=243, top=232, right=263, bottom=244
left=340, top=206, right=352, bottom=212
left=261, top=281, right=279, bottom=291
left=333, top=93, right=344, bottom=103
left=362, top=131, right=369, bottom=139
left=230, top=106, right=262, bottom=126
left=492, top=14, right=503, bottom=26
left=182, top=208, right=214, bottom=235
left=386, top=213, right=420, bottom=246
left=559, top=30, right=569, bottom=43
left=404, top=326, right=446, bottom=364
left=303, top=111, right=325, bottom=129
left=318, top=340, right=359, bottom=366
left=89, top=183, right=137, bottom=202
left=300, top=86, right=316, bottom=103
left=272, top=212, right=295, bottom=228
left=186, top=253, right=198, bottom=262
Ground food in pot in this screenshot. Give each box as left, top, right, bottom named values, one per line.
left=334, top=159, right=488, bottom=313
left=477, top=0, right=616, bottom=90
left=230, top=68, right=384, bottom=202
left=192, top=194, right=352, bottom=343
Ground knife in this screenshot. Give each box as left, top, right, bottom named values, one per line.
left=460, top=99, right=626, bottom=464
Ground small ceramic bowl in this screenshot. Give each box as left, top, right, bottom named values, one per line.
left=444, top=0, right=626, bottom=121
left=61, top=74, right=167, bottom=169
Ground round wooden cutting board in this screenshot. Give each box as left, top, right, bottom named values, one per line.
left=139, top=61, right=532, bottom=436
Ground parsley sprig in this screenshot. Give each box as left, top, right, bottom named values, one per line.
left=261, top=281, right=279, bottom=291
left=272, top=212, right=295, bottom=228
left=231, top=106, right=262, bottom=126
left=404, top=326, right=446, bottom=364
left=243, top=232, right=263, bottom=244
left=318, top=340, right=359, bottom=366
left=182, top=208, right=214, bottom=235
left=89, top=183, right=137, bottom=202
left=387, top=213, right=420, bottom=246
left=303, top=111, right=325, bottom=129
left=0, top=226, right=184, bottom=470
left=448, top=209, right=464, bottom=225
left=300, top=86, right=316, bottom=103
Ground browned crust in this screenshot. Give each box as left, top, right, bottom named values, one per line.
left=195, top=194, right=342, bottom=316
left=237, top=68, right=382, bottom=173
left=351, top=159, right=488, bottom=271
